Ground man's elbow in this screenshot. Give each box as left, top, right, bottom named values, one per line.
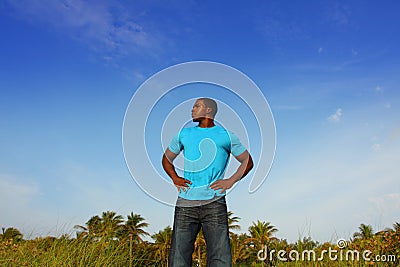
left=162, top=151, right=177, bottom=169
left=247, top=155, right=254, bottom=171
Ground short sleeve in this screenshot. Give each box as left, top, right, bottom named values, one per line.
left=228, top=131, right=246, bottom=157
left=168, top=132, right=183, bottom=154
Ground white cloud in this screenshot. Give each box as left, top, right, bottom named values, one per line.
left=371, top=143, right=381, bottom=151
left=368, top=193, right=400, bottom=223
left=328, top=108, right=343, bottom=122
left=0, top=174, right=41, bottom=231
left=384, top=102, right=391, bottom=109
left=5, top=0, right=160, bottom=58
left=326, top=3, right=352, bottom=27
left=132, top=71, right=145, bottom=82
left=375, top=85, right=383, bottom=92
left=318, top=47, right=323, bottom=53
left=0, top=174, right=39, bottom=205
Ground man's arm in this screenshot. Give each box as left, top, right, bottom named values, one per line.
left=210, top=150, right=253, bottom=193
left=162, top=148, right=192, bottom=192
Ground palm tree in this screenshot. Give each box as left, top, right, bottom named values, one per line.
left=121, top=212, right=150, bottom=244
left=248, top=221, right=278, bottom=266
left=152, top=226, right=172, bottom=267
left=1, top=227, right=23, bottom=242
left=120, top=212, right=150, bottom=265
left=87, top=215, right=102, bottom=234
left=231, top=233, right=250, bottom=265
left=74, top=215, right=102, bottom=240
left=194, top=229, right=206, bottom=267
left=294, top=236, right=318, bottom=250
left=353, top=223, right=374, bottom=240
left=392, top=222, right=400, bottom=233
left=228, top=211, right=241, bottom=237
left=248, top=220, right=278, bottom=250
left=99, top=211, right=124, bottom=240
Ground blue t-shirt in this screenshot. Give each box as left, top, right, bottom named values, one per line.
left=168, top=125, right=246, bottom=200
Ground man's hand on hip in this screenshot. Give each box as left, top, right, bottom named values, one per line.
left=209, top=178, right=235, bottom=194
left=173, top=177, right=192, bottom=192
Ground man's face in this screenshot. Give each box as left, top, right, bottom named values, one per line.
left=191, top=99, right=208, bottom=122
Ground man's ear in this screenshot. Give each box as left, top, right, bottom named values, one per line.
left=206, top=107, right=212, bottom=115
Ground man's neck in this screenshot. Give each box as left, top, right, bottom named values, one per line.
left=198, top=118, right=215, bottom=128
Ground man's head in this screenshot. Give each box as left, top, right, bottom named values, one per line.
left=191, top=98, right=218, bottom=122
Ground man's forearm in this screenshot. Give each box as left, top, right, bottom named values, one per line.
left=229, top=154, right=253, bottom=183
left=162, top=153, right=192, bottom=190
left=209, top=154, right=253, bottom=193
left=162, top=154, right=180, bottom=180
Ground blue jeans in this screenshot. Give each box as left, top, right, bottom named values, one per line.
left=169, top=197, right=232, bottom=267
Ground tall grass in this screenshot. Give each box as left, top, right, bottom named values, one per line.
left=2, top=220, right=399, bottom=266
left=1, top=235, right=398, bottom=267
left=0, top=237, right=158, bottom=267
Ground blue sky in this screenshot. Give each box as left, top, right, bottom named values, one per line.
left=1, top=0, right=399, bottom=243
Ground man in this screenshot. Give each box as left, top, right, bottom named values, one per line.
left=162, top=98, right=253, bottom=267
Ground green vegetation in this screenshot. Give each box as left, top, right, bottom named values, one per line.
left=1, top=213, right=399, bottom=266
